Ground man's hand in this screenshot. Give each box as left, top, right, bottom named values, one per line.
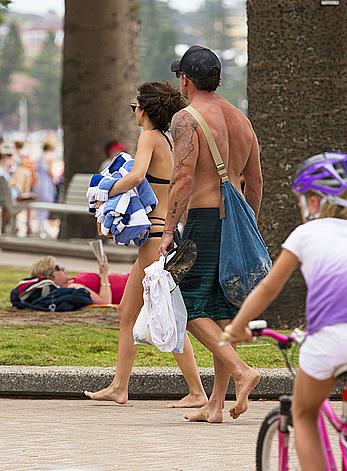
left=220, top=322, right=253, bottom=346
left=158, top=232, right=174, bottom=256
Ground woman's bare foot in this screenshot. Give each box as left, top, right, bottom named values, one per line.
left=229, top=368, right=260, bottom=419
left=184, top=402, right=223, bottom=423
left=84, top=385, right=128, bottom=404
left=167, top=392, right=208, bottom=408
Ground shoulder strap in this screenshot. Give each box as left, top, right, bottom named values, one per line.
left=185, top=105, right=229, bottom=183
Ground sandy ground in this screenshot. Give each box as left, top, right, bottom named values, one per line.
left=0, top=305, right=119, bottom=326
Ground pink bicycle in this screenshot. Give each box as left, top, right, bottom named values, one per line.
left=247, top=321, right=347, bottom=471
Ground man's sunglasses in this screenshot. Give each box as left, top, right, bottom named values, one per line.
left=54, top=264, right=65, bottom=272
left=130, top=103, right=137, bottom=113
left=175, top=71, right=183, bottom=79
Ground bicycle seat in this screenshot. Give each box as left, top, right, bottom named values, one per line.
left=334, top=363, right=347, bottom=380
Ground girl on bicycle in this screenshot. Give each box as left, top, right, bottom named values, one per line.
left=222, top=152, right=347, bottom=471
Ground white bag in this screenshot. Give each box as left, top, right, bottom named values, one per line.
left=132, top=304, right=152, bottom=346
left=133, top=256, right=187, bottom=353
left=170, top=285, right=187, bottom=353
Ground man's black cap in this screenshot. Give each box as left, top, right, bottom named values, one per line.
left=171, top=45, right=221, bottom=80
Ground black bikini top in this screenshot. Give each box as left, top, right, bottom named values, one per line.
left=146, top=129, right=172, bottom=185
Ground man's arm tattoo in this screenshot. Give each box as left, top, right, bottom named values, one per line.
left=164, top=112, right=197, bottom=230
left=170, top=113, right=198, bottom=185
left=171, top=201, right=178, bottom=217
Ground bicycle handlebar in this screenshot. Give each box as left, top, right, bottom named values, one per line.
left=253, top=328, right=292, bottom=344
left=219, top=320, right=306, bottom=348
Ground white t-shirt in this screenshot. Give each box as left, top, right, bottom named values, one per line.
left=282, top=218, right=347, bottom=334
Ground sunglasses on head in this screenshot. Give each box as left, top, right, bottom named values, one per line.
left=54, top=264, right=65, bottom=272
left=130, top=103, right=137, bottom=113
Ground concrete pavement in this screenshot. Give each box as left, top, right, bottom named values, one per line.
left=0, top=398, right=276, bottom=471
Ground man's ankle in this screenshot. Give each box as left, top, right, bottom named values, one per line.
left=208, top=397, right=224, bottom=409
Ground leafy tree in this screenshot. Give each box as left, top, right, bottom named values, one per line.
left=197, top=0, right=229, bottom=51
left=194, top=0, right=247, bottom=109
left=141, top=27, right=178, bottom=81
left=0, top=21, right=24, bottom=126
left=140, top=0, right=247, bottom=109
left=139, top=1, right=178, bottom=81
left=30, top=31, right=61, bottom=129
left=219, top=57, right=247, bottom=111
left=0, top=0, right=12, bottom=24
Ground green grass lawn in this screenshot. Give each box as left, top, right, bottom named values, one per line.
left=0, top=267, right=299, bottom=368
left=0, top=323, right=298, bottom=368
left=0, top=267, right=28, bottom=308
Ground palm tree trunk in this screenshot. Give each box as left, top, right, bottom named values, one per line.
left=247, top=0, right=347, bottom=327
left=61, top=0, right=139, bottom=238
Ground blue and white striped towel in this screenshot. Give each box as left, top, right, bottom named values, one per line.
left=86, top=152, right=158, bottom=246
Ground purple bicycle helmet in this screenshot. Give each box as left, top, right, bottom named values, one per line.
left=293, top=152, right=347, bottom=196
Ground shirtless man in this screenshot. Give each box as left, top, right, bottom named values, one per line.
left=159, top=46, right=262, bottom=423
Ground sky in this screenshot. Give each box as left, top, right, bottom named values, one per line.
left=10, top=0, right=242, bottom=15
left=8, top=0, right=219, bottom=16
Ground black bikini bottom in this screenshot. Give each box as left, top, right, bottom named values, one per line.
left=148, top=216, right=180, bottom=244
left=148, top=216, right=165, bottom=238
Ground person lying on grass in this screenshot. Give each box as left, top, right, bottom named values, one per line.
left=30, top=255, right=129, bottom=305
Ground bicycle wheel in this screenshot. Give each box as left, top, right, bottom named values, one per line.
left=256, top=407, right=301, bottom=470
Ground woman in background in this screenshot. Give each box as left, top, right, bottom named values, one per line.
left=34, top=142, right=57, bottom=237
left=30, top=255, right=129, bottom=305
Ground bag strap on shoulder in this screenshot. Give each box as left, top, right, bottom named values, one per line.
left=185, top=105, right=228, bottom=218
left=185, top=105, right=229, bottom=184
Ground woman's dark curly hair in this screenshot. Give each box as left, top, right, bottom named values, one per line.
left=137, top=81, right=186, bottom=132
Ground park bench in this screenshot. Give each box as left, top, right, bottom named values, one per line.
left=0, top=173, right=90, bottom=234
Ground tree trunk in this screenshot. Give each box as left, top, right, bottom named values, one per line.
left=61, top=0, right=139, bottom=238
left=247, top=0, right=347, bottom=327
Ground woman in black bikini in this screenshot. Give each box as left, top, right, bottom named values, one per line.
left=85, top=81, right=207, bottom=407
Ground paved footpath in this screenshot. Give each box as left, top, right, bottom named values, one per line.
left=0, top=399, right=276, bottom=471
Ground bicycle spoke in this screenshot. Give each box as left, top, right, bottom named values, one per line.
left=261, top=422, right=301, bottom=470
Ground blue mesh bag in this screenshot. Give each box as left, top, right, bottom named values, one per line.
left=185, top=106, right=272, bottom=307
left=219, top=180, right=272, bottom=306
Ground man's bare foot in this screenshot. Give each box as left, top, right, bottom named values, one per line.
left=167, top=393, right=208, bottom=408
left=84, top=385, right=128, bottom=404
left=229, top=368, right=260, bottom=419
left=184, top=402, right=223, bottom=423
